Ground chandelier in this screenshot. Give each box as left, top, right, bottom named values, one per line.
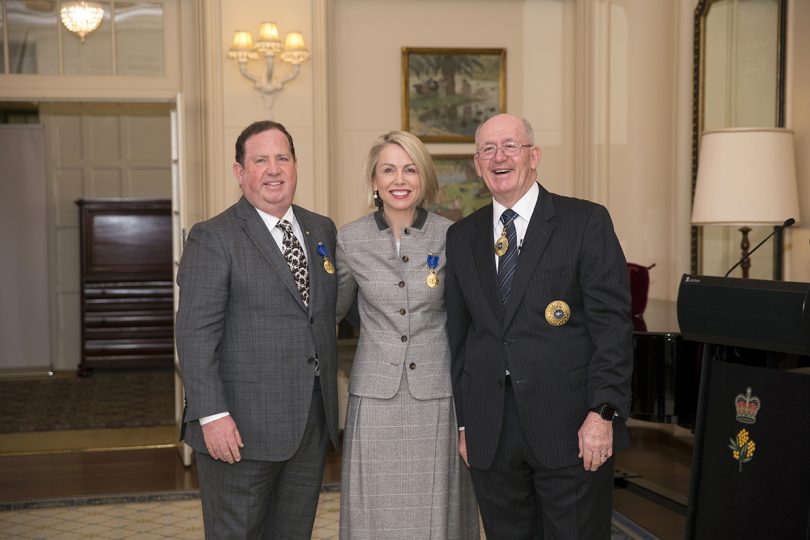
left=60, top=1, right=105, bottom=42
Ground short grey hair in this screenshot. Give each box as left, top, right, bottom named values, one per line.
left=474, top=116, right=535, bottom=146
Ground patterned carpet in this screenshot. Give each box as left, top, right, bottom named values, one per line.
left=0, top=369, right=174, bottom=433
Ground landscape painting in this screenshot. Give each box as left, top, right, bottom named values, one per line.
left=402, top=48, right=506, bottom=142
left=427, top=155, right=490, bottom=221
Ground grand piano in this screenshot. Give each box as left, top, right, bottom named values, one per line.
left=620, top=298, right=702, bottom=514
left=631, top=298, right=701, bottom=429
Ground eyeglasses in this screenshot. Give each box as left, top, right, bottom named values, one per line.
left=476, top=142, right=532, bottom=160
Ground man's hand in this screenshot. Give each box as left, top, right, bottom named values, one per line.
left=458, top=430, right=469, bottom=468
left=201, top=415, right=244, bottom=464
left=577, top=411, right=613, bottom=471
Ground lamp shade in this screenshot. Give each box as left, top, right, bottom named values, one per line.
left=230, top=30, right=254, bottom=51
left=227, top=30, right=259, bottom=62
left=256, top=22, right=283, bottom=55
left=691, top=128, right=799, bottom=225
left=258, top=22, right=280, bottom=42
left=280, top=31, right=310, bottom=64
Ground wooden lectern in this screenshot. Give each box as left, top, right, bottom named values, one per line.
left=677, top=274, right=810, bottom=539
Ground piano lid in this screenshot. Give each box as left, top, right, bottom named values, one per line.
left=677, top=274, right=810, bottom=356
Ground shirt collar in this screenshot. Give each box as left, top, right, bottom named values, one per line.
left=255, top=205, right=296, bottom=231
left=373, top=206, right=428, bottom=231
left=492, top=182, right=539, bottom=228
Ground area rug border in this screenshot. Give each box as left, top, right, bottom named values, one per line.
left=0, top=482, right=342, bottom=511
left=0, top=490, right=200, bottom=511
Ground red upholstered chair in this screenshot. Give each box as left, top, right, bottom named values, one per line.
left=627, top=263, right=655, bottom=318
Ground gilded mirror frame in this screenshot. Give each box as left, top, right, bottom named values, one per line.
left=691, top=0, right=788, bottom=277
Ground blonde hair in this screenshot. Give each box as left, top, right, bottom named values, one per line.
left=362, top=131, right=438, bottom=207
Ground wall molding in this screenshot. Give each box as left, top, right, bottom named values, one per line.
left=312, top=0, right=333, bottom=217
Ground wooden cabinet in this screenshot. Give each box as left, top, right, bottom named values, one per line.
left=77, top=199, right=174, bottom=373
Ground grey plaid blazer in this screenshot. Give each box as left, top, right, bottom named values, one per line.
left=176, top=196, right=339, bottom=461
left=335, top=208, right=453, bottom=400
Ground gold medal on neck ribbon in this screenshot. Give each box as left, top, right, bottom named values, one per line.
left=494, top=229, right=509, bottom=257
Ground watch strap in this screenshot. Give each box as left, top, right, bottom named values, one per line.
left=591, top=403, right=619, bottom=421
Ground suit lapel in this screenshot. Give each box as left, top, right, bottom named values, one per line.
left=503, top=185, right=556, bottom=329
left=236, top=197, right=307, bottom=311
left=471, top=205, right=504, bottom=319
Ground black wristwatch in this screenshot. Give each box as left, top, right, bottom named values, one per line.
left=591, top=403, right=619, bottom=421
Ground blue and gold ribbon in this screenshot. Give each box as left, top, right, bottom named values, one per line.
left=426, top=253, right=439, bottom=288
left=317, top=242, right=335, bottom=274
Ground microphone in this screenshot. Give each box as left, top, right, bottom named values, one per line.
left=724, top=218, right=796, bottom=277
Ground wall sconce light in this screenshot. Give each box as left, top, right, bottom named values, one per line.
left=228, top=22, right=311, bottom=115
left=60, top=1, right=105, bottom=42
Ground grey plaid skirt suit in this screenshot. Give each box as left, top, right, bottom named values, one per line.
left=335, top=208, right=478, bottom=539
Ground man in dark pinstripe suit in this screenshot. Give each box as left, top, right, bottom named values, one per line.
left=445, top=114, right=633, bottom=539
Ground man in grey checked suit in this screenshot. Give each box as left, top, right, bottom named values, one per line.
left=176, top=120, right=339, bottom=539
left=445, top=114, right=633, bottom=538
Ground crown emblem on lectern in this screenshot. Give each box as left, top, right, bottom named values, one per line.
left=735, top=387, right=761, bottom=424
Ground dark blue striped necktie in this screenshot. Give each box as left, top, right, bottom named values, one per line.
left=498, top=209, right=519, bottom=303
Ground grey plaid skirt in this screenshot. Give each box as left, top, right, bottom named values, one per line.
left=339, top=370, right=480, bottom=539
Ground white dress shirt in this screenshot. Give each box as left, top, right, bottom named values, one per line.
left=491, top=182, right=539, bottom=271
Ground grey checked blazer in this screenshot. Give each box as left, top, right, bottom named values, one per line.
left=176, top=196, right=339, bottom=461
left=335, top=208, right=453, bottom=400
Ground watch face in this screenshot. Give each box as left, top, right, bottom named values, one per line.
left=599, top=405, right=617, bottom=420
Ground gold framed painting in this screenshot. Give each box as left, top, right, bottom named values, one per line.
left=402, top=47, right=506, bottom=142
left=426, top=154, right=490, bottom=221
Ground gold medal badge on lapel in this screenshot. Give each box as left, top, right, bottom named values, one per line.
left=545, top=300, right=571, bottom=326
left=316, top=242, right=335, bottom=274
left=426, top=253, right=439, bottom=288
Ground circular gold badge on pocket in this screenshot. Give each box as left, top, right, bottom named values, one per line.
left=545, top=300, right=571, bottom=326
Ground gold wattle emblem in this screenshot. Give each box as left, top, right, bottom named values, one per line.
left=426, top=271, right=439, bottom=288
left=729, top=428, right=756, bottom=472
left=545, top=300, right=571, bottom=326
left=494, top=230, right=509, bottom=256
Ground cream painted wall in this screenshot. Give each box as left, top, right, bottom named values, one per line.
left=328, top=0, right=589, bottom=226
left=328, top=0, right=683, bottom=300
left=332, top=0, right=528, bottom=227
left=211, top=0, right=805, bottom=297
left=605, top=0, right=682, bottom=299
left=216, top=0, right=317, bottom=216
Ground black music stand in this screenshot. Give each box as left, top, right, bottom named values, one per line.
left=677, top=274, right=810, bottom=539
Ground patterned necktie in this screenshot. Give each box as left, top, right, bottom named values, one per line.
left=276, top=219, right=309, bottom=308
left=497, top=209, right=519, bottom=304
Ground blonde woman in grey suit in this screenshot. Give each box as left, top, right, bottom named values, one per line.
left=335, top=131, right=479, bottom=539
